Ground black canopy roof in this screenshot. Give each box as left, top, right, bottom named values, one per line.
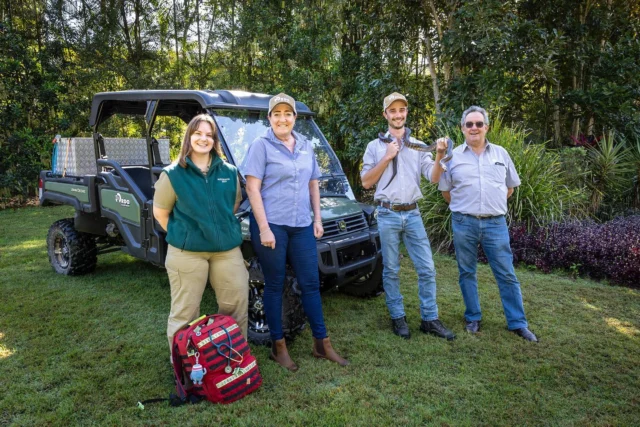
left=89, top=89, right=315, bottom=128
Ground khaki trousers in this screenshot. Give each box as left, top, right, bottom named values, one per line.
left=165, top=244, right=249, bottom=350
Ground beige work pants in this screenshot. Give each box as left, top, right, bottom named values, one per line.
left=165, top=244, right=249, bottom=350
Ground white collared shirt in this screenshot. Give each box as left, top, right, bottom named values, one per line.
left=361, top=135, right=437, bottom=204
left=438, top=141, right=520, bottom=216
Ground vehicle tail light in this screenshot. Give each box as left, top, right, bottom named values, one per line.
left=38, top=178, right=43, bottom=200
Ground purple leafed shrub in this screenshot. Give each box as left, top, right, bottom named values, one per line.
left=508, top=216, right=640, bottom=287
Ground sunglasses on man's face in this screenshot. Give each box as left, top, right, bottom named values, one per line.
left=464, top=121, right=485, bottom=129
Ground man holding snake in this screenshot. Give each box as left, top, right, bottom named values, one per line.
left=361, top=92, right=455, bottom=340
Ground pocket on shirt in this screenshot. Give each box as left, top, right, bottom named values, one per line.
left=487, top=164, right=507, bottom=183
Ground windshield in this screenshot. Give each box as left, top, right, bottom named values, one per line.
left=213, top=111, right=344, bottom=177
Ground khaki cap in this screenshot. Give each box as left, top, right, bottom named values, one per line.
left=383, top=92, right=408, bottom=111
left=268, top=93, right=297, bottom=115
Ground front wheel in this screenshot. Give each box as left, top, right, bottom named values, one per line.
left=246, top=257, right=306, bottom=345
left=47, top=218, right=97, bottom=275
left=340, top=258, right=384, bottom=297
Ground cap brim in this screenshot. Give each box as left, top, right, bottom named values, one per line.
left=269, top=102, right=297, bottom=114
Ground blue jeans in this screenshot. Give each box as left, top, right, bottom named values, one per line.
left=451, top=212, right=528, bottom=330
left=249, top=214, right=327, bottom=340
left=377, top=207, right=438, bottom=321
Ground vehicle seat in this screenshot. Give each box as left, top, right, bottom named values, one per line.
left=122, top=166, right=153, bottom=200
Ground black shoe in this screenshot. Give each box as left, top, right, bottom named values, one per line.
left=511, top=327, right=538, bottom=342
left=391, top=316, right=411, bottom=339
left=420, top=319, right=456, bottom=341
left=465, top=320, right=481, bottom=334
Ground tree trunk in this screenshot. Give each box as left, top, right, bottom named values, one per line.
left=173, top=0, right=181, bottom=85
left=425, top=0, right=457, bottom=83
left=553, top=81, right=562, bottom=146
left=425, top=36, right=441, bottom=115
left=196, top=0, right=202, bottom=78
left=571, top=73, right=580, bottom=138
left=119, top=0, right=135, bottom=63
left=133, top=0, right=143, bottom=65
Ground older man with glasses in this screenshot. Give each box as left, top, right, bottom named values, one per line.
left=438, top=106, right=538, bottom=342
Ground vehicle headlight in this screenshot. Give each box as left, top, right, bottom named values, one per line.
left=359, top=203, right=377, bottom=226
left=367, top=208, right=378, bottom=226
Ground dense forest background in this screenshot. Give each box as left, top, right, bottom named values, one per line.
left=1, top=0, right=639, bottom=200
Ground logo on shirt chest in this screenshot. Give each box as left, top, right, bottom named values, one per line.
left=217, top=177, right=230, bottom=183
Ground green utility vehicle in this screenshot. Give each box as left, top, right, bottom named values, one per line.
left=40, top=90, right=382, bottom=344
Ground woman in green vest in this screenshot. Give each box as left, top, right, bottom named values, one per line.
left=153, top=114, right=249, bottom=351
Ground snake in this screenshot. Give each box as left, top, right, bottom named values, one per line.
left=378, top=128, right=454, bottom=190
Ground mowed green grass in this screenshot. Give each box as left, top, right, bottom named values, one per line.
left=1, top=206, right=639, bottom=426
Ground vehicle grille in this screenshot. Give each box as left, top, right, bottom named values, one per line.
left=322, top=212, right=368, bottom=238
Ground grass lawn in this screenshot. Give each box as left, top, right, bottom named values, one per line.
left=1, top=206, right=639, bottom=426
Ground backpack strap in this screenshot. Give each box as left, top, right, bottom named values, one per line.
left=136, top=393, right=201, bottom=409
left=172, top=342, right=189, bottom=403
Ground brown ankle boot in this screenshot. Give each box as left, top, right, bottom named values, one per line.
left=269, top=338, right=298, bottom=372
left=312, top=337, right=349, bottom=366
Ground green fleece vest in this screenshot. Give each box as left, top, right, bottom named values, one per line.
left=163, top=156, right=242, bottom=252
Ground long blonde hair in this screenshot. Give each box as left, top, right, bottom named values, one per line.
left=178, top=114, right=223, bottom=168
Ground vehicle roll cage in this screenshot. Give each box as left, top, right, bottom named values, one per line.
left=90, top=90, right=316, bottom=185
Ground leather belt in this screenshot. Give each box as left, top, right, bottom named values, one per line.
left=464, top=213, right=502, bottom=219
left=377, top=201, right=417, bottom=211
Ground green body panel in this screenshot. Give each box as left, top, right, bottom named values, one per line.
left=44, top=182, right=90, bottom=203
left=100, top=189, right=141, bottom=225
left=317, top=197, right=363, bottom=221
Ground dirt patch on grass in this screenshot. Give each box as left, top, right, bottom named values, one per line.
left=0, top=196, right=40, bottom=210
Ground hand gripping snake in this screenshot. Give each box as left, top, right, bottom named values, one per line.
left=378, top=128, right=454, bottom=190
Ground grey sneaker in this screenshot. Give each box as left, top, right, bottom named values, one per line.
left=465, top=320, right=481, bottom=334
left=391, top=316, right=411, bottom=339
left=420, top=319, right=456, bottom=340
left=511, top=327, right=538, bottom=342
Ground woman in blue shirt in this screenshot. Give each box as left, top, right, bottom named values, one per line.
left=243, top=93, right=348, bottom=371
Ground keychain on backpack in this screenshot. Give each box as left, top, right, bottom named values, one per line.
left=190, top=352, right=207, bottom=385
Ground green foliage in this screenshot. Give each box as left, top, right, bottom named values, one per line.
left=492, top=118, right=585, bottom=225
left=0, top=129, right=51, bottom=198
left=439, top=0, right=640, bottom=145
left=419, top=119, right=584, bottom=249
left=584, top=132, right=634, bottom=218
left=1, top=0, right=639, bottom=219
left=417, top=182, right=452, bottom=253
left=557, top=146, right=590, bottom=191
left=627, top=134, right=640, bottom=209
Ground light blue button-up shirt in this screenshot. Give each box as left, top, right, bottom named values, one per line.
left=360, top=135, right=438, bottom=204
left=241, top=128, right=321, bottom=227
left=438, top=141, right=520, bottom=216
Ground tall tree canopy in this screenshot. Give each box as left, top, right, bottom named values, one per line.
left=1, top=0, right=639, bottom=197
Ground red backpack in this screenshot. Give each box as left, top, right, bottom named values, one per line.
left=172, top=314, right=262, bottom=404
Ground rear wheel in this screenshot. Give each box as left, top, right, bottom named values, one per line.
left=47, top=218, right=97, bottom=275
left=246, top=257, right=306, bottom=345
left=340, top=258, right=384, bottom=297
